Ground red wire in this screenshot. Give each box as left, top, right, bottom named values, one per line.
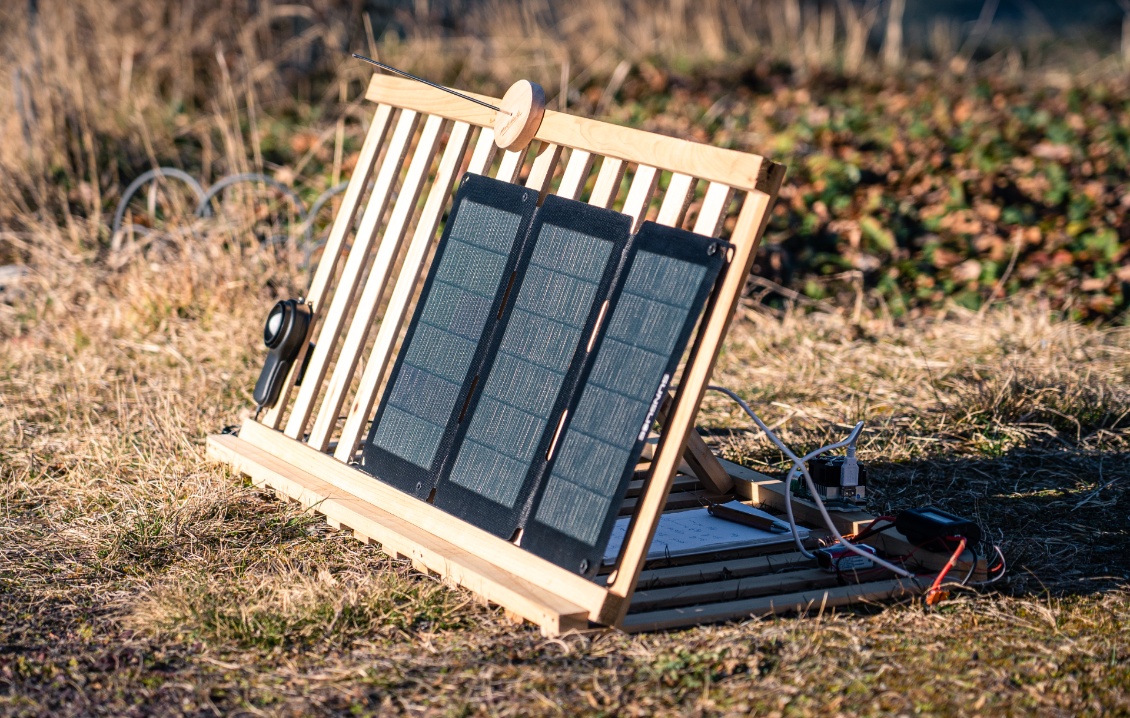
left=925, top=536, right=967, bottom=605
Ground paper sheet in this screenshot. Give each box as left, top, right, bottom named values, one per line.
left=602, top=504, right=810, bottom=564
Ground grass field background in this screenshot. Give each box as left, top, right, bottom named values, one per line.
left=1, top=0, right=1129, bottom=714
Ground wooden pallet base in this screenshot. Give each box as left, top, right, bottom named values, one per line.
left=207, top=428, right=968, bottom=636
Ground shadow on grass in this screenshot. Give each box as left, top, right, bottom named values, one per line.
left=702, top=426, right=1129, bottom=597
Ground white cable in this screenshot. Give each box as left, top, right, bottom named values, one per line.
left=706, top=385, right=917, bottom=580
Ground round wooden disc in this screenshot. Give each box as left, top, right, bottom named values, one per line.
left=494, top=80, right=546, bottom=151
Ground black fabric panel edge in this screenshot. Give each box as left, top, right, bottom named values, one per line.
left=519, top=221, right=732, bottom=577
left=431, top=195, right=634, bottom=538
left=358, top=173, right=539, bottom=496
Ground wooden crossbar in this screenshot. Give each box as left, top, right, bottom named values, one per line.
left=200, top=72, right=969, bottom=638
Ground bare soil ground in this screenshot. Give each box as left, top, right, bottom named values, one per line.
left=2, top=253, right=1127, bottom=715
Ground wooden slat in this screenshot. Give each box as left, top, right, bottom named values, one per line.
left=630, top=568, right=841, bottom=613
left=495, top=148, right=525, bottom=183
left=624, top=474, right=700, bottom=499
left=656, top=394, right=733, bottom=495
left=208, top=433, right=589, bottom=635
left=262, top=104, right=394, bottom=428
left=691, top=182, right=735, bottom=237
left=283, top=110, right=420, bottom=439
left=525, top=143, right=563, bottom=195
left=633, top=551, right=815, bottom=589
left=233, top=419, right=615, bottom=621
left=588, top=158, right=626, bottom=208
left=619, top=490, right=707, bottom=515
left=621, top=165, right=659, bottom=231
left=333, top=121, right=474, bottom=460
left=557, top=149, right=595, bottom=200
left=655, top=172, right=696, bottom=227
left=621, top=578, right=920, bottom=632
left=467, top=127, right=498, bottom=175
left=607, top=183, right=784, bottom=623
left=308, top=114, right=446, bottom=451
left=364, top=74, right=781, bottom=193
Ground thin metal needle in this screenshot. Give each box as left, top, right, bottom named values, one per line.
left=351, top=54, right=502, bottom=113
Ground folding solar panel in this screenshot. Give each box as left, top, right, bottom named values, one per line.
left=359, top=174, right=538, bottom=494
left=520, top=222, right=730, bottom=576
left=432, top=197, right=632, bottom=536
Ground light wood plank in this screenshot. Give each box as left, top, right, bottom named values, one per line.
left=588, top=158, right=626, bottom=208
left=234, top=419, right=614, bottom=621
left=363, top=74, right=781, bottom=193
left=262, top=104, right=394, bottom=428
left=621, top=578, right=920, bottom=632
left=308, top=114, right=446, bottom=451
left=632, top=551, right=815, bottom=589
left=495, top=148, right=525, bottom=183
left=467, top=127, right=498, bottom=175
left=283, top=110, right=420, bottom=439
left=621, top=165, right=660, bottom=231
left=630, top=568, right=841, bottom=613
left=208, top=433, right=589, bottom=635
left=607, top=183, right=783, bottom=623
left=691, top=182, right=735, bottom=237
left=557, top=149, right=595, bottom=200
left=334, top=121, right=474, bottom=460
left=525, top=143, right=562, bottom=195
left=655, top=172, right=696, bottom=227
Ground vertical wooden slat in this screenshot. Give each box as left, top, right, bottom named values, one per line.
left=556, top=149, right=595, bottom=200
left=588, top=158, right=626, bottom=208
left=691, top=182, right=735, bottom=237
left=283, top=110, right=420, bottom=440
left=621, top=165, right=660, bottom=232
left=495, top=149, right=525, bottom=183
left=525, top=143, right=562, bottom=196
left=467, top=128, right=498, bottom=176
left=333, top=121, right=475, bottom=460
left=262, top=104, right=394, bottom=428
left=607, top=186, right=782, bottom=624
left=307, top=115, right=446, bottom=450
left=655, top=172, right=696, bottom=228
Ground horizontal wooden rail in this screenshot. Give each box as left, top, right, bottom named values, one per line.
left=364, top=74, right=783, bottom=193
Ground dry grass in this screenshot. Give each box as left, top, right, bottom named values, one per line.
left=2, top=239, right=1128, bottom=713
left=2, top=1, right=1129, bottom=714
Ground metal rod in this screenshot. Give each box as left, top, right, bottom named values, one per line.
left=351, top=54, right=502, bottom=112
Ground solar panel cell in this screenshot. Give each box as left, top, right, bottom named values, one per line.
left=521, top=223, right=729, bottom=575
left=433, top=197, right=631, bottom=535
left=360, top=175, right=538, bottom=494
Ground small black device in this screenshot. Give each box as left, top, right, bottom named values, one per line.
left=895, top=506, right=981, bottom=548
left=253, top=298, right=312, bottom=408
left=803, top=455, right=867, bottom=503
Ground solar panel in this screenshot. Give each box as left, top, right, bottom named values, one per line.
left=432, top=196, right=632, bottom=536
left=359, top=174, right=538, bottom=495
left=520, top=222, right=730, bottom=576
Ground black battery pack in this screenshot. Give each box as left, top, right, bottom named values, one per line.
left=895, top=506, right=981, bottom=547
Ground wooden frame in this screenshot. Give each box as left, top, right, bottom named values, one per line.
left=207, top=74, right=965, bottom=635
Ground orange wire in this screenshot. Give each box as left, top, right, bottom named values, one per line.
left=925, top=537, right=967, bottom=606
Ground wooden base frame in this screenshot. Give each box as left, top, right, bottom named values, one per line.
left=206, top=73, right=977, bottom=636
